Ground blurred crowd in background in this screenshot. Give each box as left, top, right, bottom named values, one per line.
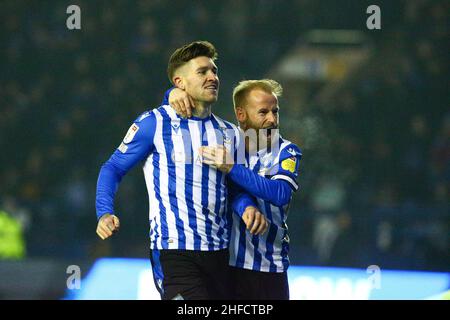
left=0, top=1, right=448, bottom=271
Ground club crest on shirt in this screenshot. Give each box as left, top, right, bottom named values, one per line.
left=281, top=157, right=296, bottom=173
left=219, top=126, right=231, bottom=144
left=171, top=121, right=180, bottom=133
left=123, top=123, right=139, bottom=144
left=286, top=147, right=297, bottom=157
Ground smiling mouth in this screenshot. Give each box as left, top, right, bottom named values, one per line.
left=205, top=84, right=218, bottom=91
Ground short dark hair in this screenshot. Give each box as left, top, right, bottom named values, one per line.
left=167, top=41, right=218, bottom=84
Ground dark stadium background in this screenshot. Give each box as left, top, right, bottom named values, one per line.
left=0, top=0, right=448, bottom=299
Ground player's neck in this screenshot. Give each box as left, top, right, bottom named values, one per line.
left=192, top=101, right=212, bottom=119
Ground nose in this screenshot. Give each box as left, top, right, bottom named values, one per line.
left=267, top=112, right=277, bottom=126
left=207, top=71, right=219, bottom=83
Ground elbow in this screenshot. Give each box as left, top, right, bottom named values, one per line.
left=101, top=160, right=116, bottom=171
left=273, top=191, right=292, bottom=207
left=268, top=181, right=293, bottom=207
left=273, top=197, right=290, bottom=207
left=101, top=160, right=125, bottom=177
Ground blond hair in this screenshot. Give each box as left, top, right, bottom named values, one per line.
left=232, top=79, right=283, bottom=110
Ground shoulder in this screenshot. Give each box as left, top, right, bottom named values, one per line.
left=212, top=114, right=238, bottom=130
left=279, top=137, right=302, bottom=159
left=269, top=138, right=302, bottom=178
left=222, top=119, right=238, bottom=131
left=133, top=105, right=178, bottom=125
left=134, top=109, right=155, bottom=123
left=124, top=109, right=158, bottom=141
left=151, top=104, right=181, bottom=121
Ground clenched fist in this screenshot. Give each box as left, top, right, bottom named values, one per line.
left=242, top=206, right=269, bottom=236
left=96, top=214, right=120, bottom=240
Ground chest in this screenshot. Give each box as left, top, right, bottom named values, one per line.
left=153, top=119, right=232, bottom=165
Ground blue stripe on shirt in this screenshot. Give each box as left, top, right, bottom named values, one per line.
left=152, top=151, right=169, bottom=249
left=235, top=219, right=247, bottom=268
left=159, top=108, right=186, bottom=249
left=201, top=121, right=215, bottom=250
left=180, top=119, right=202, bottom=250
left=264, top=200, right=278, bottom=272
left=210, top=116, right=226, bottom=248
left=251, top=235, right=262, bottom=270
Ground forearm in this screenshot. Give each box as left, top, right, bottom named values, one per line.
left=95, top=161, right=125, bottom=220
left=228, top=164, right=293, bottom=207
left=231, top=192, right=258, bottom=217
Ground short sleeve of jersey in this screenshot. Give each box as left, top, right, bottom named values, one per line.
left=109, top=111, right=156, bottom=172
left=268, top=143, right=302, bottom=191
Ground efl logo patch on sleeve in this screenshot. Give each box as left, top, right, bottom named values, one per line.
left=123, top=124, right=139, bottom=144
left=281, top=157, right=297, bottom=173
left=118, top=142, right=128, bottom=153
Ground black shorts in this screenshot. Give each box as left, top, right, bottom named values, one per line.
left=230, top=266, right=290, bottom=300
left=150, top=249, right=232, bottom=300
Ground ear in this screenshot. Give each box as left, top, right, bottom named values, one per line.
left=173, top=75, right=185, bottom=90
left=235, top=106, right=247, bottom=123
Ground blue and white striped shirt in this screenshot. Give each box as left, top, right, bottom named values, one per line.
left=228, top=137, right=302, bottom=272
left=96, top=104, right=243, bottom=251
